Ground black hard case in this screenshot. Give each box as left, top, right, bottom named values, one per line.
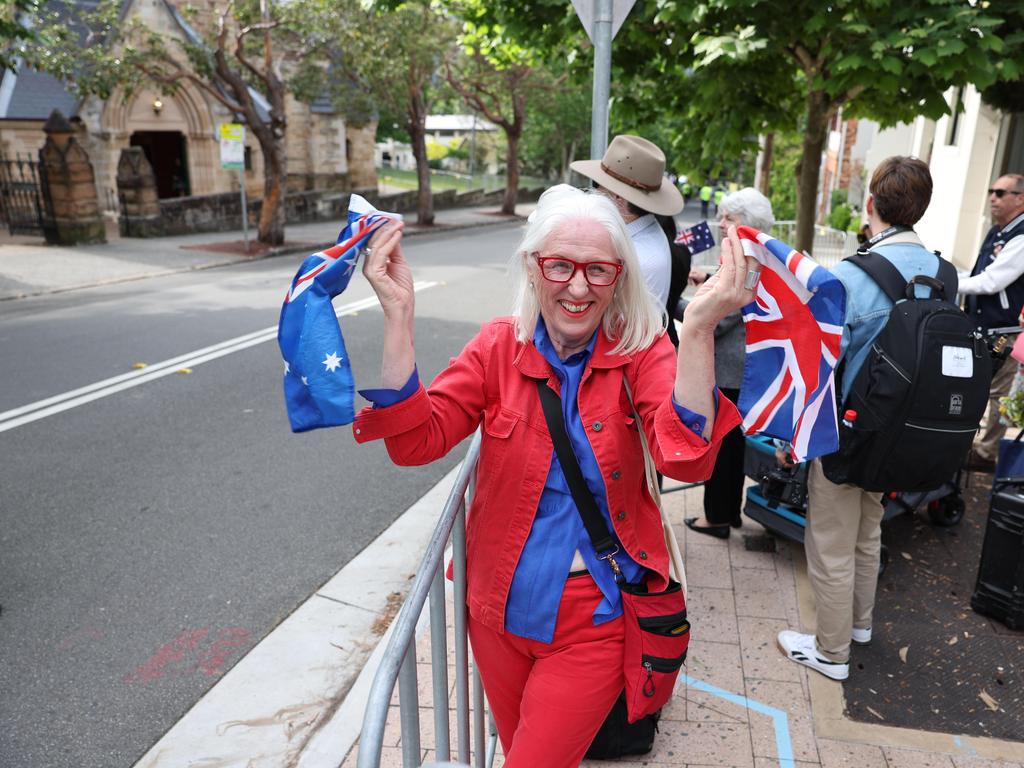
left=971, top=482, right=1024, bottom=630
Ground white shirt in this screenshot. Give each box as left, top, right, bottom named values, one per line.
left=958, top=212, right=1024, bottom=301
left=626, top=214, right=671, bottom=306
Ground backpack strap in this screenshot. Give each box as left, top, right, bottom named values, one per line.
left=847, top=250, right=957, bottom=302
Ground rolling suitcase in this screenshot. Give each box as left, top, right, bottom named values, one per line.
left=971, top=481, right=1024, bottom=630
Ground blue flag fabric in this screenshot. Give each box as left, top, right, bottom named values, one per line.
left=674, top=220, right=716, bottom=255
left=277, top=195, right=399, bottom=432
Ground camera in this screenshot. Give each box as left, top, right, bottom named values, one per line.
left=759, top=466, right=808, bottom=509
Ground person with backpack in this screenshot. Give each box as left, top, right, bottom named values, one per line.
left=777, top=156, right=974, bottom=681
left=958, top=174, right=1024, bottom=472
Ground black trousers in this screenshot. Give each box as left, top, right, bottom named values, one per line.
left=703, top=387, right=746, bottom=526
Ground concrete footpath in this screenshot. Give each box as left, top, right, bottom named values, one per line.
left=0, top=203, right=534, bottom=301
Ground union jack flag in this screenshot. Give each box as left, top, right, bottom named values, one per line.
left=735, top=226, right=847, bottom=462
left=277, top=195, right=399, bottom=432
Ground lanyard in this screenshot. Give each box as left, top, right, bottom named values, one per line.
left=862, top=225, right=911, bottom=250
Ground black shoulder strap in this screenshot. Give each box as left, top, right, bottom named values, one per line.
left=534, top=379, right=618, bottom=556
left=846, top=251, right=908, bottom=303
left=848, top=250, right=958, bottom=302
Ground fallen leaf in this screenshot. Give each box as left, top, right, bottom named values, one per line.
left=979, top=690, right=1000, bottom=711
left=901, top=551, right=913, bottom=560
left=866, top=706, right=886, bottom=720
left=176, top=368, right=193, bottom=375
left=132, top=362, right=148, bottom=369
left=948, top=636, right=958, bottom=645
left=899, top=646, right=909, bottom=663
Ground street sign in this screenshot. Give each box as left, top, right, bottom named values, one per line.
left=219, top=123, right=245, bottom=171
left=571, top=0, right=636, bottom=42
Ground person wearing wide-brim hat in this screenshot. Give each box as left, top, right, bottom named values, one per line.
left=572, top=135, right=684, bottom=311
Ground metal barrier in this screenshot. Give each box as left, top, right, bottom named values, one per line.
left=691, top=220, right=860, bottom=271
left=358, top=431, right=496, bottom=768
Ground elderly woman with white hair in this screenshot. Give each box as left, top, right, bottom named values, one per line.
left=684, top=186, right=775, bottom=539
left=352, top=184, right=757, bottom=766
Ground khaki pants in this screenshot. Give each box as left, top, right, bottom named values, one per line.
left=975, top=356, right=1016, bottom=462
left=804, top=460, right=885, bottom=662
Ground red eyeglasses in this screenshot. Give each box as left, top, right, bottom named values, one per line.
left=533, top=254, right=623, bottom=286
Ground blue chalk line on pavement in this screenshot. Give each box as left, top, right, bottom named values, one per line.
left=683, top=674, right=795, bottom=768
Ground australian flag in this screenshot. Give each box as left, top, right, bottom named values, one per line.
left=735, top=226, right=847, bottom=462
left=675, top=220, right=716, bottom=255
left=278, top=195, right=399, bottom=432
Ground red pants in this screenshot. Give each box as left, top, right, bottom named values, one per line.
left=468, top=574, right=625, bottom=768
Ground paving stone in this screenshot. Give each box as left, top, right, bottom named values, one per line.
left=651, top=720, right=754, bottom=767
left=688, top=587, right=740, bottom=644
left=750, top=711, right=819, bottom=762
left=686, top=639, right=746, bottom=693
left=882, top=746, right=957, bottom=767
left=817, top=738, right=888, bottom=768
left=951, top=759, right=1024, bottom=768
left=744, top=678, right=811, bottom=718
left=685, top=543, right=734, bottom=589
left=738, top=616, right=804, bottom=683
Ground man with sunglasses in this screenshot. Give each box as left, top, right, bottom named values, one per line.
left=959, top=174, right=1024, bottom=472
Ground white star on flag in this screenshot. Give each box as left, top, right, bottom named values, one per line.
left=301, top=376, right=308, bottom=386
left=284, top=360, right=290, bottom=375
left=343, top=252, right=359, bottom=276
left=323, top=351, right=342, bottom=372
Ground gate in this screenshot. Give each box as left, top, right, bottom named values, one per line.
left=0, top=153, right=48, bottom=236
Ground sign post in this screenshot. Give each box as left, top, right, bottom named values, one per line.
left=572, top=0, right=637, bottom=159
left=219, top=123, right=248, bottom=251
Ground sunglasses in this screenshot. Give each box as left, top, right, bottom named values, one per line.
left=988, top=188, right=1023, bottom=199
left=533, top=254, right=623, bottom=286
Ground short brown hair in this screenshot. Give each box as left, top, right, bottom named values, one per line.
left=869, top=156, right=933, bottom=227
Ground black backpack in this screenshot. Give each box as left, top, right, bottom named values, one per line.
left=820, top=251, right=992, bottom=492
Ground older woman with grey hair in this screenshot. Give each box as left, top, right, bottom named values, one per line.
left=684, top=186, right=775, bottom=539
left=352, top=184, right=759, bottom=766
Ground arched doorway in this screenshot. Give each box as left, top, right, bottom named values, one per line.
left=130, top=131, right=191, bottom=198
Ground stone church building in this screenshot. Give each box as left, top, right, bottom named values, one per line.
left=0, top=0, right=377, bottom=217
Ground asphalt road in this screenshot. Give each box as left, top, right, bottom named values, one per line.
left=0, top=222, right=525, bottom=767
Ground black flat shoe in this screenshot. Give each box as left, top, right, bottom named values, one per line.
left=685, top=517, right=730, bottom=539
left=731, top=517, right=743, bottom=529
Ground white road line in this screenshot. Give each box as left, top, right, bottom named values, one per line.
left=0, top=282, right=438, bottom=434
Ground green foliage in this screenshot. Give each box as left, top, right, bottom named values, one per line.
left=767, top=133, right=802, bottom=222
left=829, top=203, right=853, bottom=233
left=1, top=0, right=40, bottom=73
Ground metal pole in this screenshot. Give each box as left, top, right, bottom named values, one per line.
left=429, top=568, right=451, bottom=762
left=590, top=0, right=613, bottom=159
left=239, top=169, right=249, bottom=253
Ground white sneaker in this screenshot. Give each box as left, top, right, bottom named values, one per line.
left=852, top=627, right=872, bottom=645
left=777, top=630, right=849, bottom=681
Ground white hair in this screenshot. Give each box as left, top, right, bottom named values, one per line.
left=719, top=187, right=775, bottom=232
left=510, top=184, right=664, bottom=354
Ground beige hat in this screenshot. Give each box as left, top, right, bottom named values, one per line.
left=571, top=135, right=683, bottom=216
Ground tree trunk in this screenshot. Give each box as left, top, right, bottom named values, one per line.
left=758, top=132, right=775, bottom=197
left=795, top=92, right=833, bottom=254
left=256, top=131, right=286, bottom=246
left=501, top=129, right=520, bottom=215
left=408, top=89, right=433, bottom=226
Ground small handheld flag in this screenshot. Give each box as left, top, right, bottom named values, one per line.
left=734, top=226, right=847, bottom=462
left=675, top=220, right=716, bottom=255
left=277, top=195, right=400, bottom=432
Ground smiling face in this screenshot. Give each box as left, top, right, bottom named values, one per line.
left=530, top=217, right=620, bottom=360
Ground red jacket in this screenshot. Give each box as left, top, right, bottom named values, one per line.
left=353, top=318, right=740, bottom=634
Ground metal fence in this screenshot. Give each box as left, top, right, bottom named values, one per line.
left=0, top=153, right=48, bottom=236
left=690, top=220, right=860, bottom=271
left=358, top=431, right=496, bottom=768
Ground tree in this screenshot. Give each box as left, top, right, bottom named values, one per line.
left=671, top=0, right=1022, bottom=251
left=28, top=0, right=359, bottom=246
left=1, top=0, right=40, bottom=73
left=342, top=1, right=458, bottom=226
left=519, top=69, right=590, bottom=182
left=443, top=5, right=561, bottom=214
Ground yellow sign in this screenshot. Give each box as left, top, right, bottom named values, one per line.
left=219, top=123, right=245, bottom=170
left=219, top=123, right=244, bottom=141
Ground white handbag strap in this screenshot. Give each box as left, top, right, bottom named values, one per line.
left=623, top=377, right=688, bottom=595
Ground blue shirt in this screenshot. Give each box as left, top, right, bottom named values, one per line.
left=361, top=321, right=711, bottom=645
left=830, top=236, right=940, bottom=398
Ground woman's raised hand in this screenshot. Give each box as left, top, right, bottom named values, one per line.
left=362, top=220, right=414, bottom=319
left=682, top=225, right=759, bottom=333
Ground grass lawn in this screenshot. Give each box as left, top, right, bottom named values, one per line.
left=378, top=167, right=549, bottom=193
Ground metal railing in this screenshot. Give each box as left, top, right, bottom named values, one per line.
left=691, top=220, right=860, bottom=270
left=358, top=431, right=497, bottom=768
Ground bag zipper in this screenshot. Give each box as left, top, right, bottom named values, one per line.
left=641, top=653, right=687, bottom=698
left=873, top=344, right=911, bottom=383
left=637, top=613, right=690, bottom=636
left=905, top=423, right=977, bottom=434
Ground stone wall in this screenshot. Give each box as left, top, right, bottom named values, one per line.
left=143, top=184, right=543, bottom=237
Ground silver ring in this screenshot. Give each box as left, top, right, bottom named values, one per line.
left=743, top=269, right=761, bottom=291
left=364, top=246, right=373, bottom=258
